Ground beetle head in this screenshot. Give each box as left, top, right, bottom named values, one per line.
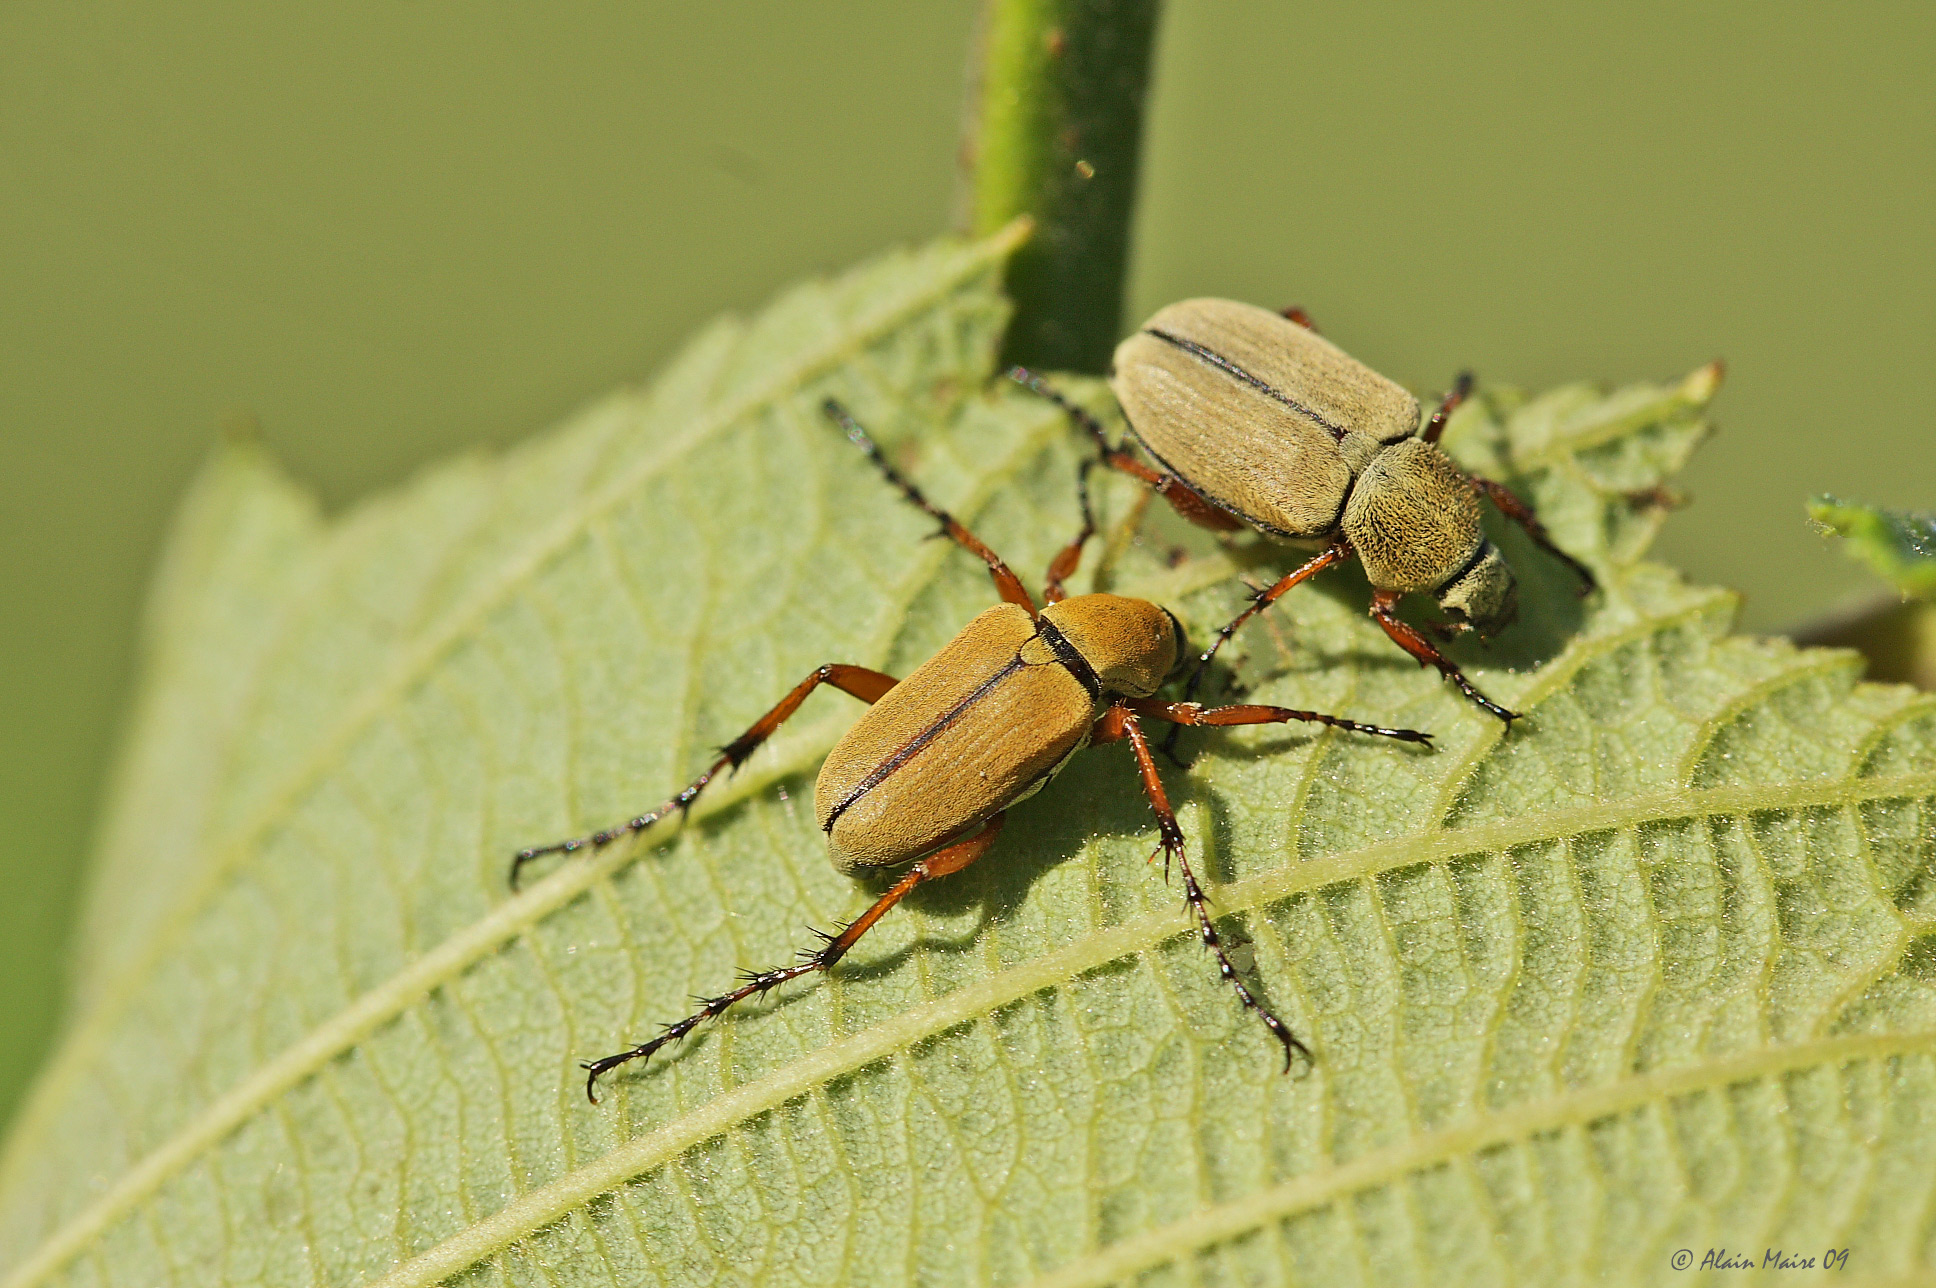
left=1040, top=594, right=1180, bottom=698
left=1434, top=542, right=1518, bottom=636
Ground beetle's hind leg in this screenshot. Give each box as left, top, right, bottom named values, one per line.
left=1092, top=705, right=1311, bottom=1070
left=581, top=813, right=1007, bottom=1101
left=1007, top=367, right=1245, bottom=536
left=823, top=399, right=1038, bottom=614
left=1042, top=458, right=1097, bottom=605
left=509, top=663, right=898, bottom=889
left=1368, top=590, right=1521, bottom=726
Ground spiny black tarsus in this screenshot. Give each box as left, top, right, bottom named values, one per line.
left=1153, top=825, right=1311, bottom=1073
left=1006, top=365, right=1114, bottom=455
left=508, top=657, right=881, bottom=890
left=822, top=399, right=954, bottom=541
left=579, top=924, right=849, bottom=1102
left=507, top=750, right=737, bottom=889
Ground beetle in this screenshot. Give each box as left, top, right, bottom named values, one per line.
left=1011, top=298, right=1596, bottom=726
left=513, top=398, right=1432, bottom=1100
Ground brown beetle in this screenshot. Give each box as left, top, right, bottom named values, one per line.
left=1014, top=298, right=1596, bottom=725
left=514, top=399, right=1432, bottom=1099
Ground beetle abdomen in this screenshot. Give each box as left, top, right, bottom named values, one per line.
left=1112, top=299, right=1421, bottom=539
left=814, top=603, right=1093, bottom=873
left=1342, top=439, right=1484, bottom=593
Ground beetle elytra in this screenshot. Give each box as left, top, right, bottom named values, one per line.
left=514, top=398, right=1433, bottom=1099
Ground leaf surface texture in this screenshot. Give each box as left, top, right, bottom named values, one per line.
left=4, top=239, right=1934, bottom=1288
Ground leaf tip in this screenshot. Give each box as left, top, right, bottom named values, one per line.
left=1681, top=358, right=1725, bottom=405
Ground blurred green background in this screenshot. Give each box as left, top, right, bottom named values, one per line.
left=2, top=1, right=1930, bottom=1131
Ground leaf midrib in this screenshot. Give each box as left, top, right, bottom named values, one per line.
left=0, top=227, right=1029, bottom=1200
left=12, top=762, right=1932, bottom=1288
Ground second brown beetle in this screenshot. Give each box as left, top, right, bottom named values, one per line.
left=1015, top=298, right=1596, bottom=726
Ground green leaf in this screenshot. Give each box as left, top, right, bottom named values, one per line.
left=3, top=234, right=1933, bottom=1288
left=1810, top=495, right=1936, bottom=599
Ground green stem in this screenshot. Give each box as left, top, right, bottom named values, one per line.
left=962, top=0, right=1163, bottom=373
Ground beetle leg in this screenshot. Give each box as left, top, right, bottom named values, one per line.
left=1125, top=697, right=1431, bottom=745
left=1368, top=590, right=1521, bottom=726
left=510, top=663, right=899, bottom=888
left=1008, top=367, right=1245, bottom=535
left=1421, top=370, right=1474, bottom=445
left=1091, top=704, right=1309, bottom=1071
left=1277, top=305, right=1319, bottom=331
left=1180, top=541, right=1354, bottom=702
left=1042, top=458, right=1097, bottom=604
left=1468, top=475, right=1597, bottom=595
left=580, top=813, right=1006, bottom=1102
left=823, top=399, right=1037, bottom=614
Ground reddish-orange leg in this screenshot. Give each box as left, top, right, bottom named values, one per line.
left=1007, top=367, right=1246, bottom=535
left=826, top=398, right=1096, bottom=610
left=1422, top=371, right=1474, bottom=445
left=1179, top=540, right=1354, bottom=704
left=581, top=814, right=1007, bottom=1101
left=1126, top=696, right=1429, bottom=747
left=1368, top=589, right=1519, bottom=726
left=1422, top=371, right=1593, bottom=593
left=1092, top=704, right=1310, bottom=1069
left=825, top=399, right=1039, bottom=614
left=1468, top=476, right=1597, bottom=595
left=1278, top=305, right=1318, bottom=331
left=1042, top=459, right=1097, bottom=604
left=517, top=401, right=1047, bottom=890
left=510, top=663, right=899, bottom=888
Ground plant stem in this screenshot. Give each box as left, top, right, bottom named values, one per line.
left=961, top=0, right=1162, bottom=374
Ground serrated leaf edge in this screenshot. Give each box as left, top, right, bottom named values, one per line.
left=0, top=226, right=1030, bottom=1208
left=352, top=766, right=1936, bottom=1288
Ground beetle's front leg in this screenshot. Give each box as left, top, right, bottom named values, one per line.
left=1468, top=475, right=1596, bottom=595
left=1368, top=590, right=1520, bottom=727
left=510, top=662, right=900, bottom=888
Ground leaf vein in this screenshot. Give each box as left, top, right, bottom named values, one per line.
left=315, top=770, right=1935, bottom=1288
left=0, top=231, right=1028, bottom=1197
left=1016, top=1029, right=1936, bottom=1288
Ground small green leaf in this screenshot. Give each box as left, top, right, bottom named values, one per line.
left=1810, top=495, right=1936, bottom=599
left=4, top=235, right=1934, bottom=1288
